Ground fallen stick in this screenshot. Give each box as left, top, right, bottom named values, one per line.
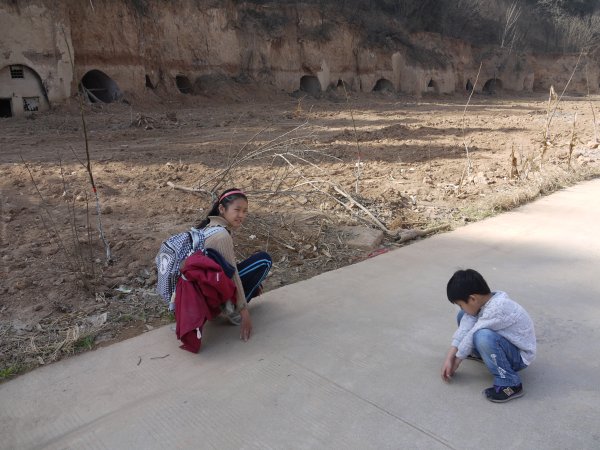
left=392, top=224, right=451, bottom=243
left=166, top=182, right=213, bottom=199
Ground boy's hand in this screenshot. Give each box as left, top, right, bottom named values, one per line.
left=442, top=357, right=462, bottom=381
left=441, top=358, right=454, bottom=381
left=441, top=347, right=461, bottom=382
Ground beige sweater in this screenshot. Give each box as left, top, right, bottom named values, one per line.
left=204, top=216, right=246, bottom=311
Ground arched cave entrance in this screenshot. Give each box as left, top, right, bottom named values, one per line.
left=145, top=75, right=155, bottom=89
left=373, top=78, right=394, bottom=93
left=427, top=78, right=439, bottom=93
left=466, top=79, right=473, bottom=91
left=0, top=64, right=50, bottom=117
left=176, top=75, right=193, bottom=94
left=300, top=75, right=321, bottom=96
left=532, top=75, right=547, bottom=92
left=483, top=78, right=502, bottom=94
left=80, top=70, right=122, bottom=103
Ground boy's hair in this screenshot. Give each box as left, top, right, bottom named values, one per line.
left=447, top=269, right=491, bottom=303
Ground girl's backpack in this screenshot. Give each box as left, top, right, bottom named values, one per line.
left=155, top=227, right=224, bottom=305
left=156, top=228, right=204, bottom=305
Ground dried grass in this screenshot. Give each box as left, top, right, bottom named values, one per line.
left=0, top=288, right=170, bottom=381
left=466, top=163, right=600, bottom=222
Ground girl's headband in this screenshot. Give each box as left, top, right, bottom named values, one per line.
left=219, top=190, right=246, bottom=203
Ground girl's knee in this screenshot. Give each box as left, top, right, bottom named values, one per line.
left=258, top=251, right=272, bottom=263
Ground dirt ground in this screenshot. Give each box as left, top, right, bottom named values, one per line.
left=1, top=85, right=599, bottom=380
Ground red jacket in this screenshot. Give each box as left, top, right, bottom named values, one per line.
left=175, top=252, right=237, bottom=353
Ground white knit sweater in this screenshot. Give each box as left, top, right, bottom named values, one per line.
left=451, top=291, right=536, bottom=365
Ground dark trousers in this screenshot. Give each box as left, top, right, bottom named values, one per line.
left=238, top=251, right=272, bottom=301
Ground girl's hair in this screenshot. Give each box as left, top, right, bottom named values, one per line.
left=196, top=188, right=247, bottom=229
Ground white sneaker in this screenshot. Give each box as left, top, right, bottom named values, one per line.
left=225, top=311, right=241, bottom=326
left=220, top=301, right=241, bottom=326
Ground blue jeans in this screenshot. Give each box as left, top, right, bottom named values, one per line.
left=457, top=311, right=528, bottom=387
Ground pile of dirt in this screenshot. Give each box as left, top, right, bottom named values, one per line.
left=1, top=90, right=599, bottom=380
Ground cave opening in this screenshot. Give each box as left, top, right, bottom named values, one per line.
left=300, top=75, right=321, bottom=96
left=176, top=75, right=193, bottom=94
left=80, top=70, right=122, bottom=103
left=483, top=78, right=502, bottom=94
left=372, top=78, right=394, bottom=93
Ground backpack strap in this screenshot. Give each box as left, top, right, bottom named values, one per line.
left=188, top=226, right=225, bottom=254
left=189, top=227, right=204, bottom=252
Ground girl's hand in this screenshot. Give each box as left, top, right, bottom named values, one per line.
left=240, top=308, right=252, bottom=341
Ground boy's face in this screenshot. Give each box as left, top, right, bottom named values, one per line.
left=456, top=296, right=480, bottom=316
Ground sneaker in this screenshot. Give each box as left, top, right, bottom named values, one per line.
left=220, top=301, right=241, bottom=326
left=225, top=311, right=241, bottom=326
left=483, top=384, right=524, bottom=403
left=466, top=354, right=484, bottom=363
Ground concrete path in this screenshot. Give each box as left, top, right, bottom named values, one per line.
left=2, top=179, right=600, bottom=450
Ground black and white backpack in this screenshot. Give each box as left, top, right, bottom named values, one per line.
left=155, top=226, right=224, bottom=306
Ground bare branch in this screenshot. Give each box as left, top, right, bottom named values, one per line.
left=340, top=80, right=362, bottom=195
left=61, top=26, right=112, bottom=262
left=460, top=61, right=482, bottom=186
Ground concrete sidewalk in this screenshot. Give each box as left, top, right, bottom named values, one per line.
left=2, top=180, right=600, bottom=450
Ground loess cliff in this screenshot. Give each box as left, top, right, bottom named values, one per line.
left=0, top=0, right=598, bottom=116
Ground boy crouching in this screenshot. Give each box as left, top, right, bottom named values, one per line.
left=441, top=269, right=536, bottom=402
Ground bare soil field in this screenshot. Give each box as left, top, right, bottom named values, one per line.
left=1, top=87, right=599, bottom=380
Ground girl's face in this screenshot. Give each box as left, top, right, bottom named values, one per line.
left=218, top=198, right=248, bottom=229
